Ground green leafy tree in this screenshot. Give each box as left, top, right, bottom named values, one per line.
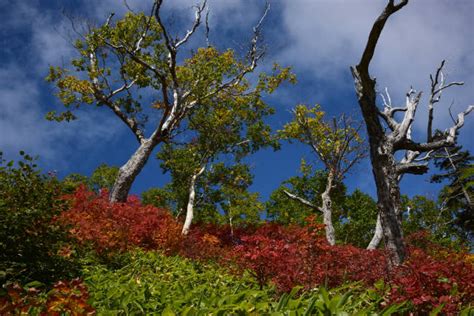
left=278, top=105, right=365, bottom=245
left=62, top=163, right=118, bottom=193
left=338, top=190, right=378, bottom=247
left=431, top=145, right=473, bottom=238
left=401, top=195, right=469, bottom=249
left=146, top=57, right=291, bottom=233
left=266, top=160, right=346, bottom=226
left=47, top=1, right=291, bottom=202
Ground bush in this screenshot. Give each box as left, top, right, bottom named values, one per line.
left=59, top=187, right=474, bottom=314
left=83, top=250, right=401, bottom=315
left=0, top=152, right=77, bottom=285
left=59, top=185, right=179, bottom=254
left=0, top=279, right=94, bottom=315
left=387, top=245, right=474, bottom=314
left=83, top=250, right=273, bottom=314
left=228, top=218, right=386, bottom=292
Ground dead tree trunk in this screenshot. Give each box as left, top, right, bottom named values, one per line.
left=352, top=0, right=473, bottom=264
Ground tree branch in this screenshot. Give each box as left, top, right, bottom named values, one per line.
left=175, top=0, right=207, bottom=48
left=283, top=190, right=319, bottom=210
left=396, top=162, right=429, bottom=175
left=399, top=105, right=473, bottom=152
left=427, top=60, right=464, bottom=142
left=181, top=1, right=270, bottom=106
left=357, top=0, right=408, bottom=76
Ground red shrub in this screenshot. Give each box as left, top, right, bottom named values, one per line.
left=387, top=246, right=474, bottom=315
left=59, top=185, right=178, bottom=253
left=227, top=218, right=386, bottom=292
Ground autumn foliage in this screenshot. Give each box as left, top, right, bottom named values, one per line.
left=58, top=185, right=179, bottom=253
left=54, top=187, right=474, bottom=314
left=0, top=279, right=94, bottom=315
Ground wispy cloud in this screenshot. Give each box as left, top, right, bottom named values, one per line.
left=0, top=1, right=122, bottom=168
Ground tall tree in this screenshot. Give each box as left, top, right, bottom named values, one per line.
left=47, top=1, right=284, bottom=202
left=153, top=60, right=291, bottom=234
left=278, top=105, right=365, bottom=245
left=351, top=0, right=473, bottom=264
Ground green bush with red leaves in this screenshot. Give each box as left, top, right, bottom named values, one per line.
left=56, top=187, right=474, bottom=314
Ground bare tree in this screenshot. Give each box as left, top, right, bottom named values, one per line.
left=351, top=0, right=473, bottom=265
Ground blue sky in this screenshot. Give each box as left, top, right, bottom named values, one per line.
left=1, top=0, right=473, bottom=202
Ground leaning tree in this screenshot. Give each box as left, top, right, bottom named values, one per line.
left=351, top=0, right=473, bottom=264
left=47, top=0, right=287, bottom=202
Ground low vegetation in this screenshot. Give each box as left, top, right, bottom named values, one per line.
left=1, top=155, right=472, bottom=314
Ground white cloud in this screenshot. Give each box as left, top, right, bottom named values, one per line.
left=277, top=0, right=474, bottom=140
left=0, top=63, right=121, bottom=164
left=0, top=2, right=122, bottom=166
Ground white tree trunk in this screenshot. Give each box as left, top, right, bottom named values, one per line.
left=110, top=139, right=157, bottom=202
left=182, top=165, right=206, bottom=235
left=320, top=171, right=336, bottom=246
left=367, top=214, right=383, bottom=250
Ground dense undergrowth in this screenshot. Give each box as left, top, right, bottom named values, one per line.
left=1, top=156, right=473, bottom=315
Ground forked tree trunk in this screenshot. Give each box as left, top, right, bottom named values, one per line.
left=110, top=139, right=157, bottom=202
left=321, top=171, right=336, bottom=246
left=182, top=165, right=206, bottom=235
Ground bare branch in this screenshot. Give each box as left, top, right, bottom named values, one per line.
left=283, top=190, right=319, bottom=210
left=111, top=79, right=138, bottom=99
left=396, top=162, right=429, bottom=175
left=400, top=104, right=473, bottom=152
left=427, top=60, right=464, bottom=142
left=175, top=0, right=207, bottom=48
left=395, top=88, right=422, bottom=142
left=205, top=8, right=211, bottom=47
left=88, top=47, right=145, bottom=143
left=123, top=0, right=137, bottom=14
left=357, top=0, right=408, bottom=76
left=378, top=109, right=400, bottom=131
left=414, top=150, right=434, bottom=162
left=105, top=13, right=115, bottom=27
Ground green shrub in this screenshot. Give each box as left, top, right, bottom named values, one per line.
left=0, top=151, right=78, bottom=285
left=83, top=250, right=272, bottom=315
left=83, top=250, right=406, bottom=315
